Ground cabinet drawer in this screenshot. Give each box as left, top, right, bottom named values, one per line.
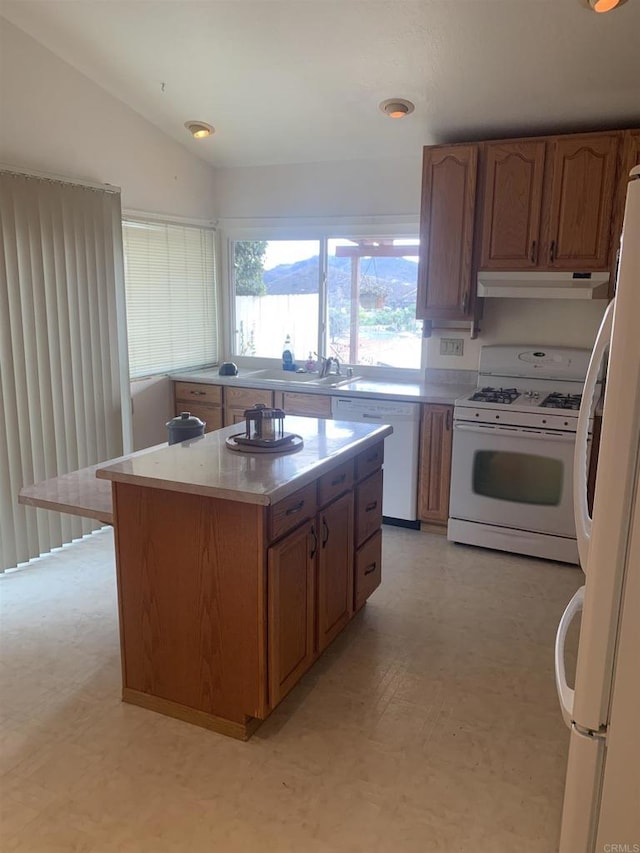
left=281, top=392, right=332, bottom=418
left=355, top=469, right=383, bottom=547
left=355, top=529, right=382, bottom=610
left=174, top=382, right=222, bottom=406
left=269, top=482, right=318, bottom=542
left=355, top=442, right=384, bottom=482
left=225, top=387, right=273, bottom=410
left=318, top=460, right=354, bottom=508
left=174, top=403, right=223, bottom=434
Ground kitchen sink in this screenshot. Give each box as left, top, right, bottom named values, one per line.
left=246, top=369, right=360, bottom=388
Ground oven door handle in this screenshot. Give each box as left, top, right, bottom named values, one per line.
left=454, top=423, right=576, bottom=443
left=574, top=298, right=614, bottom=572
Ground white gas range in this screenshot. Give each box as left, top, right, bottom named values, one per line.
left=448, top=346, right=596, bottom=564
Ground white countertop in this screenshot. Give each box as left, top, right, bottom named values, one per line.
left=171, top=367, right=475, bottom=406
left=97, top=417, right=392, bottom=505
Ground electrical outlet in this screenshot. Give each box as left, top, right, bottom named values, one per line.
left=440, top=337, right=464, bottom=357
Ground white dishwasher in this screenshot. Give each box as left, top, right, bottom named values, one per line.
left=331, top=396, right=420, bottom=527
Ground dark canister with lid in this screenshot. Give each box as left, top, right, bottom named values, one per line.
left=166, top=411, right=206, bottom=445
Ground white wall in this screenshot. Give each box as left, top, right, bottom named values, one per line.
left=0, top=18, right=217, bottom=219
left=214, top=158, right=421, bottom=220
left=424, top=299, right=608, bottom=371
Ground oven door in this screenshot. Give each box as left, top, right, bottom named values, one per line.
left=450, top=421, right=577, bottom=538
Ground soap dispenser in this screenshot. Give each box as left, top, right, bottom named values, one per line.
left=282, top=334, right=295, bottom=371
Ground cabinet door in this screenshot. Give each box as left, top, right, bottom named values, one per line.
left=223, top=387, right=273, bottom=427
left=317, top=492, right=354, bottom=652
left=418, top=404, right=453, bottom=525
left=174, top=403, right=223, bottom=433
left=268, top=520, right=316, bottom=707
left=416, top=145, right=478, bottom=320
left=280, top=391, right=332, bottom=418
left=547, top=133, right=619, bottom=270
left=480, top=140, right=546, bottom=269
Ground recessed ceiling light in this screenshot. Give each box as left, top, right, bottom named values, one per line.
left=582, top=0, right=628, bottom=11
left=379, top=98, right=415, bottom=119
left=184, top=121, right=215, bottom=139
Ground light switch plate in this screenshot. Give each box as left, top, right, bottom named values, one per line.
left=440, top=337, right=464, bottom=357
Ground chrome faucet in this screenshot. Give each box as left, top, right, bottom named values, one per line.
left=320, top=356, right=341, bottom=378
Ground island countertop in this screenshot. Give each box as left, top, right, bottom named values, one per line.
left=96, top=417, right=392, bottom=506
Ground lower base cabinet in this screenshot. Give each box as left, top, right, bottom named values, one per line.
left=268, top=521, right=316, bottom=707
left=418, top=404, right=453, bottom=525
left=355, top=529, right=382, bottom=610
left=317, top=492, right=354, bottom=652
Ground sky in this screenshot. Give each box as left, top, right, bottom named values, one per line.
left=263, top=239, right=420, bottom=270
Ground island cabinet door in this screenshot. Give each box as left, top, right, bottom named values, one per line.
left=267, top=519, right=316, bottom=708
left=317, top=491, right=354, bottom=653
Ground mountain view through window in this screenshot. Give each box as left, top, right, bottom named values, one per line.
left=232, top=237, right=422, bottom=368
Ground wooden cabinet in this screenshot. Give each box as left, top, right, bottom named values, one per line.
left=317, top=492, right=354, bottom=652
left=355, top=529, right=382, bottom=611
left=479, top=132, right=619, bottom=273
left=610, top=130, right=640, bottom=294
left=355, top=468, right=384, bottom=547
left=277, top=391, right=332, bottom=418
left=418, top=404, right=453, bottom=525
left=224, top=386, right=273, bottom=426
left=547, top=133, right=619, bottom=270
left=174, top=382, right=223, bottom=433
left=480, top=140, right=546, bottom=269
left=416, top=144, right=478, bottom=321
left=268, top=520, right=316, bottom=706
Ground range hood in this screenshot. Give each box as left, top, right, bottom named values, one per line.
left=477, top=271, right=609, bottom=300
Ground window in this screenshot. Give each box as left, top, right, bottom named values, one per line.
left=122, top=219, right=219, bottom=378
left=230, top=232, right=422, bottom=369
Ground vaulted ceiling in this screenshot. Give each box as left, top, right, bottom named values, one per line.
left=2, top=0, right=639, bottom=169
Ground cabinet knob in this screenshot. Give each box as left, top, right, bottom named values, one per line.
left=364, top=561, right=377, bottom=576
left=460, top=290, right=469, bottom=314
left=550, top=240, right=556, bottom=263
left=321, top=518, right=329, bottom=547
left=530, top=240, right=537, bottom=264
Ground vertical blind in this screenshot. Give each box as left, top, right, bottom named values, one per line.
left=0, top=170, right=125, bottom=572
left=122, top=219, right=218, bottom=378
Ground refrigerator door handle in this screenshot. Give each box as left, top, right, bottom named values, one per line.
left=555, top=586, right=585, bottom=728
left=574, top=299, right=615, bottom=571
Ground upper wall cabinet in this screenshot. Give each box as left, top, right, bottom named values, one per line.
left=480, top=140, right=546, bottom=269
left=547, top=133, right=619, bottom=270
left=479, top=132, right=619, bottom=273
left=416, top=144, right=477, bottom=321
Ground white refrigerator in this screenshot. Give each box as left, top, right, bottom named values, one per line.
left=555, top=166, right=640, bottom=852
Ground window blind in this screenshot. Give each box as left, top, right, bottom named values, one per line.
left=0, top=170, right=126, bottom=572
left=122, top=219, right=218, bottom=378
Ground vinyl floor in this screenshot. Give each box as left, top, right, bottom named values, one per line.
left=0, top=525, right=582, bottom=852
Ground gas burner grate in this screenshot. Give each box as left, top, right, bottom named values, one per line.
left=540, top=392, right=582, bottom=410
left=469, top=387, right=520, bottom=405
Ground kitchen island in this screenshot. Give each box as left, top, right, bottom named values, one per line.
left=96, top=417, right=391, bottom=739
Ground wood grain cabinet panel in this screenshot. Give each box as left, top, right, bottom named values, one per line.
left=354, top=529, right=382, bottom=611
left=547, top=133, right=619, bottom=270
left=610, top=130, right=640, bottom=295
left=317, top=492, right=354, bottom=653
left=224, top=387, right=273, bottom=427
left=418, top=404, right=453, bottom=525
left=480, top=140, right=546, bottom=269
left=268, top=520, right=316, bottom=706
left=355, top=469, right=384, bottom=547
left=417, top=144, right=478, bottom=320
left=279, top=391, right=332, bottom=418
left=174, top=382, right=223, bottom=433
left=318, top=459, right=354, bottom=508
left=269, top=482, right=317, bottom=542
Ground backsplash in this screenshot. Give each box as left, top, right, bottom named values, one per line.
left=424, top=298, right=608, bottom=371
